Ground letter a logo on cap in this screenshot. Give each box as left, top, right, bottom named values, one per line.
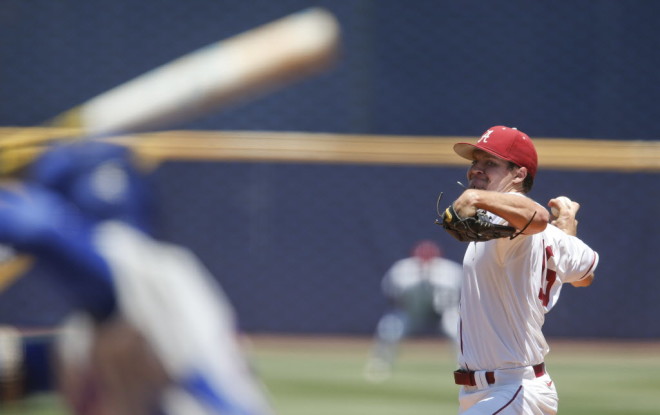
left=453, top=125, right=539, bottom=179
left=479, top=129, right=494, bottom=143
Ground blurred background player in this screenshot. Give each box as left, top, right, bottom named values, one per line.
left=0, top=140, right=275, bottom=415
left=364, top=240, right=462, bottom=382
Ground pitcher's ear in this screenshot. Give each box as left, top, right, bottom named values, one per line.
left=514, top=166, right=528, bottom=183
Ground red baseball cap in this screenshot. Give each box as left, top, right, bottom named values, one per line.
left=453, top=125, right=538, bottom=178
left=411, top=240, right=441, bottom=262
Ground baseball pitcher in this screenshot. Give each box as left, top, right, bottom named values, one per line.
left=437, top=126, right=599, bottom=414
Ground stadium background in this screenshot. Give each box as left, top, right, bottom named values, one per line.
left=0, top=1, right=658, bottom=339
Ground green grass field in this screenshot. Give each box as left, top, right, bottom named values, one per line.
left=5, top=335, right=660, bottom=414
left=249, top=336, right=660, bottom=415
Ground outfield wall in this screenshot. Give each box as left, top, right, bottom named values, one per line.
left=1, top=1, right=659, bottom=338
left=142, top=133, right=658, bottom=339
left=3, top=129, right=656, bottom=339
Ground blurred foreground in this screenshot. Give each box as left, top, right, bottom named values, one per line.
left=7, top=335, right=660, bottom=415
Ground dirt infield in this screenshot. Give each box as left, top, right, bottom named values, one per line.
left=246, top=333, right=660, bottom=351
left=245, top=333, right=450, bottom=353
left=245, top=333, right=660, bottom=364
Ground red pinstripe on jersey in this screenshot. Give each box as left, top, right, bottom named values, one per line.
left=579, top=252, right=598, bottom=280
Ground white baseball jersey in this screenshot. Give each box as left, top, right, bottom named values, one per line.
left=382, top=256, right=462, bottom=314
left=96, top=221, right=275, bottom=415
left=458, top=202, right=599, bottom=371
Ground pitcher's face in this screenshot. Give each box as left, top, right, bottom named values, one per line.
left=467, top=150, right=519, bottom=193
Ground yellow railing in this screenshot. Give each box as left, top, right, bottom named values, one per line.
left=1, top=127, right=658, bottom=173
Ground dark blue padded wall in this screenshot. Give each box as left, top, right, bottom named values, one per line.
left=148, top=161, right=660, bottom=338
left=1, top=1, right=659, bottom=139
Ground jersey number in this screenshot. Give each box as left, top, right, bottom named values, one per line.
left=538, top=245, right=557, bottom=307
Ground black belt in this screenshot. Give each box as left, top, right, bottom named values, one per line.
left=454, top=363, right=545, bottom=386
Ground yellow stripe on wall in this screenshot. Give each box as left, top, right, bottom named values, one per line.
left=1, top=128, right=658, bottom=173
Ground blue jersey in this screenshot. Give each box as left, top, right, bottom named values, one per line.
left=0, top=141, right=154, bottom=323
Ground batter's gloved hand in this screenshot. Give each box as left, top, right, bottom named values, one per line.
left=435, top=203, right=517, bottom=242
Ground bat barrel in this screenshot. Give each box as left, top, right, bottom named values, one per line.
left=47, top=8, right=340, bottom=137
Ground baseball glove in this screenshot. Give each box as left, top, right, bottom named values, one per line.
left=435, top=203, right=517, bottom=242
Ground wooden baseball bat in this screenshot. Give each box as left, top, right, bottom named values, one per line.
left=0, top=7, right=339, bottom=173
left=46, top=7, right=340, bottom=137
